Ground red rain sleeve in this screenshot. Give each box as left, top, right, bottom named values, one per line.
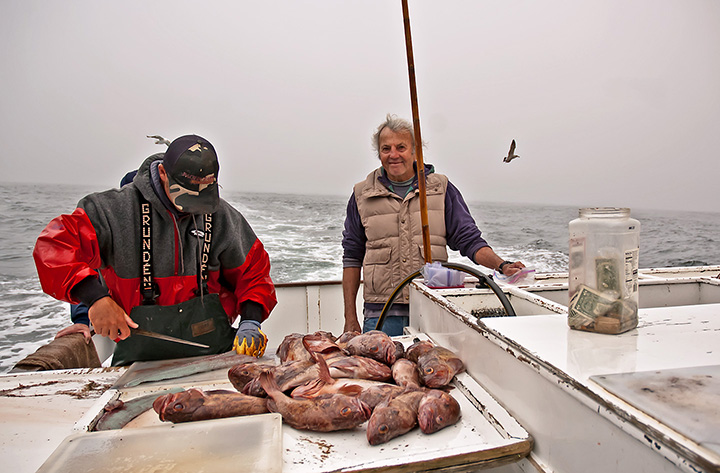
left=220, top=238, right=277, bottom=322
left=32, top=208, right=103, bottom=304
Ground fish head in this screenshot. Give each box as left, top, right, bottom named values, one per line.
left=335, top=331, right=360, bottom=348
left=154, top=389, right=207, bottom=423
left=368, top=339, right=398, bottom=365
left=337, top=396, right=372, bottom=424
left=366, top=406, right=402, bottom=446
left=313, top=395, right=372, bottom=431
left=419, top=358, right=453, bottom=388
left=349, top=332, right=397, bottom=365
left=406, top=340, right=434, bottom=362
left=417, top=390, right=461, bottom=434
left=276, top=333, right=304, bottom=362
left=228, top=362, right=265, bottom=390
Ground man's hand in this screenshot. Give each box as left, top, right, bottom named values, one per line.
left=233, top=320, right=267, bottom=357
left=88, top=296, right=138, bottom=340
left=55, top=323, right=92, bottom=344
left=474, top=247, right=526, bottom=277
left=343, top=312, right=362, bottom=333
left=501, top=261, right=526, bottom=276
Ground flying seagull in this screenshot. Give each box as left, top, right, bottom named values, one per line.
left=147, top=135, right=171, bottom=147
left=502, top=139, right=519, bottom=163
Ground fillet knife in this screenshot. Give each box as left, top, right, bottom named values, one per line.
left=97, top=328, right=210, bottom=348
left=130, top=328, right=210, bottom=348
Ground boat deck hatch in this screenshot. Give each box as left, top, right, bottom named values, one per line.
left=591, top=365, right=720, bottom=458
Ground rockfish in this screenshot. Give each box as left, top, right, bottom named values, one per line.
left=153, top=388, right=268, bottom=423
left=326, top=354, right=393, bottom=382
left=357, top=384, right=407, bottom=411
left=301, top=332, right=345, bottom=358
left=276, top=331, right=340, bottom=363
left=259, top=371, right=371, bottom=432
left=227, top=359, right=276, bottom=391
left=342, top=330, right=398, bottom=366
left=406, top=340, right=435, bottom=363
left=335, top=330, right=360, bottom=347
left=290, top=350, right=390, bottom=400
left=366, top=389, right=425, bottom=445
left=392, top=358, right=421, bottom=389
left=240, top=359, right=317, bottom=396
left=239, top=353, right=391, bottom=397
left=276, top=333, right=312, bottom=363
left=393, top=340, right=406, bottom=360
left=417, top=346, right=465, bottom=388
left=417, top=389, right=462, bottom=434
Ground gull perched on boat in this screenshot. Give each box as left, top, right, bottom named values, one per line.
left=502, top=140, right=519, bottom=163
left=147, top=135, right=171, bottom=147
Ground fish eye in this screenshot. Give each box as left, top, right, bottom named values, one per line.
left=173, top=402, right=184, bottom=411
left=341, top=407, right=351, bottom=415
left=425, top=367, right=434, bottom=374
left=370, top=346, right=378, bottom=353
left=436, top=415, right=444, bottom=423
left=378, top=425, right=389, bottom=434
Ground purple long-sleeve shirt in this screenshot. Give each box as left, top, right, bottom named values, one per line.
left=342, top=165, right=490, bottom=268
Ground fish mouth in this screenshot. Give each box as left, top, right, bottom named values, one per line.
left=153, top=393, right=178, bottom=421
left=384, top=346, right=397, bottom=365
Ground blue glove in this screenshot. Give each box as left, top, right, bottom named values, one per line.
left=233, top=320, right=267, bottom=357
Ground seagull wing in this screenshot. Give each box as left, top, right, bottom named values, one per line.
left=146, top=135, right=171, bottom=146
left=509, top=139, right=516, bottom=155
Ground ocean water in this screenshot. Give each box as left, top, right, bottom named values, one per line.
left=1, top=182, right=719, bottom=373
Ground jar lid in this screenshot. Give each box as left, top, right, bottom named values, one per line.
left=579, top=207, right=630, bottom=218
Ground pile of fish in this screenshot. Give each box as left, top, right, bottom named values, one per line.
left=152, top=331, right=465, bottom=445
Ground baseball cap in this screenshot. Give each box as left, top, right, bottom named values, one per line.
left=162, top=135, right=219, bottom=214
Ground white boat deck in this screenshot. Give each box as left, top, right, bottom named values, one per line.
left=410, top=270, right=720, bottom=473
left=2, top=267, right=719, bottom=473
left=0, top=336, right=532, bottom=473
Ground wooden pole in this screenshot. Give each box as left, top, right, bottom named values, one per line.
left=401, top=0, right=432, bottom=264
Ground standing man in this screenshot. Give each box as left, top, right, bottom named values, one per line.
left=33, top=135, right=276, bottom=365
left=342, top=115, right=524, bottom=336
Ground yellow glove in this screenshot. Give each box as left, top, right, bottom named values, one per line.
left=233, top=320, right=267, bottom=357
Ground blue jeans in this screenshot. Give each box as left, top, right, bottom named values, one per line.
left=362, top=316, right=409, bottom=336
left=362, top=303, right=410, bottom=336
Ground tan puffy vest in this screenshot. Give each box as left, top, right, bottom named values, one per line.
left=354, top=168, right=449, bottom=305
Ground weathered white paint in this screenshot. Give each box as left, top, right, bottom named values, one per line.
left=3, top=267, right=719, bottom=473
left=410, top=275, right=720, bottom=473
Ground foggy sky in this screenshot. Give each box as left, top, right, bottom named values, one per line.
left=1, top=0, right=718, bottom=213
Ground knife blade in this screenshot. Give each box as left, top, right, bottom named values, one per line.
left=130, top=328, right=210, bottom=348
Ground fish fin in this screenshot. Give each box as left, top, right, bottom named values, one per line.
left=301, top=335, right=320, bottom=363
left=376, top=397, right=393, bottom=410
left=291, top=378, right=324, bottom=399
left=258, top=370, right=281, bottom=396
left=315, top=352, right=335, bottom=384
left=337, top=384, right=363, bottom=396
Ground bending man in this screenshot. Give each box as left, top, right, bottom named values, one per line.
left=34, top=135, right=276, bottom=365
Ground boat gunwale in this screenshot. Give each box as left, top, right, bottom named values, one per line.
left=409, top=280, right=720, bottom=473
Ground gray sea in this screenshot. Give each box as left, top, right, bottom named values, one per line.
left=1, top=182, right=719, bottom=373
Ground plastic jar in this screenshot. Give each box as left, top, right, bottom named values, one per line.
left=568, top=208, right=640, bottom=334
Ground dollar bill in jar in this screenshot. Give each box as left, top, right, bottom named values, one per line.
left=568, top=284, right=637, bottom=334
left=595, top=257, right=621, bottom=296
